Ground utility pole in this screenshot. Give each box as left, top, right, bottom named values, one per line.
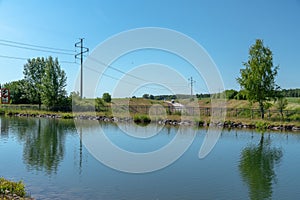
left=75, top=38, right=89, bottom=98
left=188, top=77, right=196, bottom=96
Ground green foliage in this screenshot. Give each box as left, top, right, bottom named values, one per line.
left=276, top=96, right=288, bottom=119
left=288, top=113, right=300, bottom=121
left=0, top=108, right=5, bottom=115
left=196, top=93, right=210, bottom=99
left=3, top=80, right=30, bottom=104
left=23, top=57, right=47, bottom=106
left=61, top=113, right=73, bottom=119
left=142, top=94, right=149, bottom=99
left=237, top=39, right=279, bottom=119
left=95, top=97, right=108, bottom=111
left=224, top=89, right=238, bottom=100
left=21, top=56, right=68, bottom=111
left=235, top=90, right=247, bottom=100
left=239, top=135, right=282, bottom=200
left=149, top=94, right=154, bottom=100
left=255, top=121, right=270, bottom=130
left=41, top=57, right=67, bottom=110
left=133, top=114, right=151, bottom=124
left=281, top=88, right=300, bottom=97
left=0, top=177, right=26, bottom=197
left=102, top=92, right=111, bottom=103
left=22, top=118, right=66, bottom=174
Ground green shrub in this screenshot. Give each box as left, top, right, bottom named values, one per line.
left=61, top=113, right=74, bottom=119
left=0, top=177, right=26, bottom=197
left=102, top=93, right=112, bottom=103
left=255, top=121, right=270, bottom=130
left=133, top=114, right=151, bottom=124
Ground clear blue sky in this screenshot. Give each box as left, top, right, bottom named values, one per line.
left=0, top=0, right=299, bottom=97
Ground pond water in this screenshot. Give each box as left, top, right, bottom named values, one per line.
left=0, top=116, right=300, bottom=200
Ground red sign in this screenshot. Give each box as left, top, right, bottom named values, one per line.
left=1, top=88, right=10, bottom=104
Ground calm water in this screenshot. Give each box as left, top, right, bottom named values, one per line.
left=0, top=116, right=300, bottom=200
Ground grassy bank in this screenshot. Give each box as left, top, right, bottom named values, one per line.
left=0, top=98, right=299, bottom=127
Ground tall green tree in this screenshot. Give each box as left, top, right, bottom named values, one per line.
left=23, top=57, right=47, bottom=108
left=41, top=57, right=67, bottom=110
left=237, top=39, right=279, bottom=119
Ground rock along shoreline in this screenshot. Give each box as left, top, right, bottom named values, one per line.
left=6, top=112, right=300, bottom=132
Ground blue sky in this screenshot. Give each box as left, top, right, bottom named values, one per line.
left=0, top=0, right=299, bottom=97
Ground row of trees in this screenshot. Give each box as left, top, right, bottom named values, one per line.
left=2, top=56, right=113, bottom=111
left=141, top=94, right=177, bottom=100
left=3, top=57, right=68, bottom=110
left=281, top=89, right=300, bottom=97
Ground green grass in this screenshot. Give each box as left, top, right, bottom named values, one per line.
left=286, top=97, right=300, bottom=103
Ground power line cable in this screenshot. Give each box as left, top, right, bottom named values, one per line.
left=88, top=56, right=193, bottom=88
left=0, top=54, right=77, bottom=65
left=0, top=55, right=28, bottom=60
left=0, top=42, right=74, bottom=56
left=84, top=64, right=180, bottom=91
left=0, top=39, right=74, bottom=52
left=88, top=56, right=150, bottom=83
left=0, top=38, right=199, bottom=93
left=1, top=52, right=189, bottom=90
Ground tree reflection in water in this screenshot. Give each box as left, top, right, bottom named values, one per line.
left=239, top=133, right=282, bottom=200
left=1, top=117, right=75, bottom=175
left=23, top=119, right=66, bottom=174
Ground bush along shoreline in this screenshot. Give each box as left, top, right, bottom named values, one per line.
left=1, top=111, right=300, bottom=132
left=0, top=177, right=34, bottom=200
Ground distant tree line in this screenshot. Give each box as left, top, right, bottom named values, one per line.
left=211, top=88, right=300, bottom=100
left=281, top=88, right=300, bottom=97
left=140, top=88, right=299, bottom=102
left=141, top=94, right=177, bottom=100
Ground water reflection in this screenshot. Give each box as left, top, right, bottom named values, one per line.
left=23, top=119, right=67, bottom=174
left=0, top=117, right=75, bottom=175
left=239, top=133, right=283, bottom=200
left=0, top=116, right=9, bottom=138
